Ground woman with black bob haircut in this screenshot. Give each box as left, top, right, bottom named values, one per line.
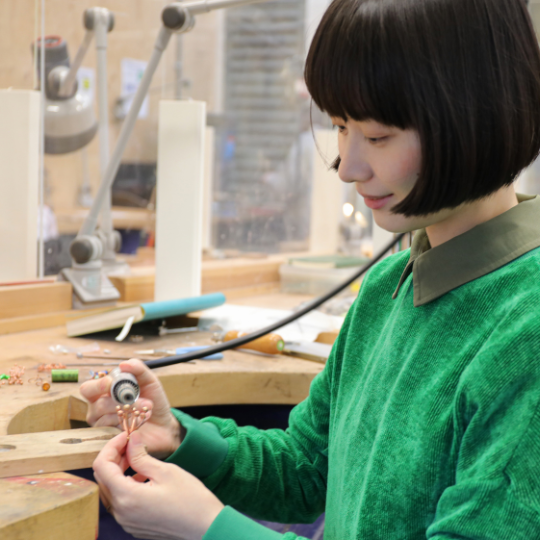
left=306, top=0, right=540, bottom=218
left=88, top=1, right=540, bottom=539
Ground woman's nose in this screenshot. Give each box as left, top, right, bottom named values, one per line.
left=337, top=150, right=373, bottom=184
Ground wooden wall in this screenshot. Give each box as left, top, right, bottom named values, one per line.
left=0, top=0, right=221, bottom=212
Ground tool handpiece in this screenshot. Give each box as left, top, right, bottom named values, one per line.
left=110, top=367, right=140, bottom=405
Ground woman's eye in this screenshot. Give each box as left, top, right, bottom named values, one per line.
left=333, top=124, right=346, bottom=133
left=365, top=136, right=387, bottom=144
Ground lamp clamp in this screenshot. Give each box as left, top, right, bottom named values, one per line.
left=84, top=8, right=115, bottom=33
left=162, top=4, right=196, bottom=33
left=70, top=231, right=121, bottom=265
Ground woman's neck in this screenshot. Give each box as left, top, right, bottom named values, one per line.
left=425, top=186, right=519, bottom=248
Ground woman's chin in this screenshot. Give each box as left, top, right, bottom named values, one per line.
left=373, top=213, right=416, bottom=235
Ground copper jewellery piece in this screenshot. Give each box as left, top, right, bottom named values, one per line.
left=38, top=363, right=67, bottom=372
left=116, top=404, right=149, bottom=440
left=8, top=365, right=25, bottom=385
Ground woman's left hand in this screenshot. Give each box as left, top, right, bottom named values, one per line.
left=93, top=431, right=225, bottom=540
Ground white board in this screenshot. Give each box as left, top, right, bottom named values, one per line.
left=202, top=127, right=215, bottom=250
left=154, top=100, right=206, bottom=301
left=310, top=129, right=342, bottom=253
left=0, top=90, right=40, bottom=281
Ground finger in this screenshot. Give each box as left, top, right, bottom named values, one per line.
left=95, top=475, right=114, bottom=513
left=133, top=397, right=153, bottom=412
left=93, top=432, right=133, bottom=497
left=123, top=528, right=165, bottom=540
left=126, top=431, right=166, bottom=481
left=118, top=452, right=130, bottom=475
left=118, top=359, right=159, bottom=387
left=94, top=448, right=130, bottom=487
left=93, top=431, right=127, bottom=468
left=86, top=393, right=120, bottom=423
left=118, top=360, right=170, bottom=413
left=93, top=409, right=152, bottom=431
left=80, top=376, right=112, bottom=404
left=132, top=472, right=149, bottom=483
left=93, top=434, right=130, bottom=512
left=93, top=413, right=122, bottom=430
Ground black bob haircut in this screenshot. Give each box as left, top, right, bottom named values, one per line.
left=305, top=0, right=540, bottom=217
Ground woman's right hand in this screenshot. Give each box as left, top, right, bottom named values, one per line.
left=80, top=359, right=182, bottom=459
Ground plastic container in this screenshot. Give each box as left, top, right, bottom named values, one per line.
left=279, top=263, right=362, bottom=296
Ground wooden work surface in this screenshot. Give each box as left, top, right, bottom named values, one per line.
left=55, top=206, right=155, bottom=235
left=0, top=472, right=99, bottom=540
left=0, top=293, right=325, bottom=538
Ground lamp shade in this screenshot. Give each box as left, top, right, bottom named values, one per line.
left=44, top=93, right=98, bottom=154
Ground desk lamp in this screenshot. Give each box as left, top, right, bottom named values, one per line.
left=35, top=9, right=128, bottom=307
left=57, top=0, right=269, bottom=307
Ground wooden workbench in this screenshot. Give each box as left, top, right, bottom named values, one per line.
left=0, top=293, right=325, bottom=539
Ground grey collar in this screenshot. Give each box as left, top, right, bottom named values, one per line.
left=392, top=194, right=540, bottom=306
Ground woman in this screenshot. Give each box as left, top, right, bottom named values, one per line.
left=86, top=0, right=540, bottom=538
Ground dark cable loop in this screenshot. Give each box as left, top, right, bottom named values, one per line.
left=145, top=233, right=406, bottom=370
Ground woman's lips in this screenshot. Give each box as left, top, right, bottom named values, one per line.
left=362, top=194, right=393, bottom=210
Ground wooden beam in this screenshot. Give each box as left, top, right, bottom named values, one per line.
left=0, top=282, right=72, bottom=319
left=0, top=427, right=120, bottom=478
left=110, top=255, right=288, bottom=302
left=56, top=206, right=155, bottom=235
left=109, top=272, right=154, bottom=303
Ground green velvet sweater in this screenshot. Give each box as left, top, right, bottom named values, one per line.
left=167, top=197, right=540, bottom=539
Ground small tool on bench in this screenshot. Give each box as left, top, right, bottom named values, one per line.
left=158, top=326, right=199, bottom=336
left=215, top=330, right=285, bottom=355
left=135, top=345, right=223, bottom=360
left=215, top=330, right=331, bottom=363
left=281, top=341, right=333, bottom=364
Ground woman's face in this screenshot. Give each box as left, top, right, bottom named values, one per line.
left=332, top=117, right=442, bottom=233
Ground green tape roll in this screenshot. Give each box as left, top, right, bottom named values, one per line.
left=51, top=369, right=79, bottom=382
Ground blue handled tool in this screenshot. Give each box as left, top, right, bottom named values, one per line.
left=136, top=345, right=223, bottom=360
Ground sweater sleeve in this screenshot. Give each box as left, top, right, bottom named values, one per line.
left=165, top=358, right=333, bottom=524
left=427, top=306, right=540, bottom=539
left=203, top=506, right=310, bottom=540
left=165, top=316, right=353, bottom=530
left=165, top=311, right=352, bottom=529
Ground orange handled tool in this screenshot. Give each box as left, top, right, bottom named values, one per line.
left=223, top=330, right=285, bottom=355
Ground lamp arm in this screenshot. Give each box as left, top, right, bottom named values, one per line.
left=78, top=0, right=269, bottom=238
left=78, top=26, right=173, bottom=237
left=180, top=0, right=268, bottom=15
left=58, top=8, right=115, bottom=99
left=58, top=30, right=94, bottom=97
left=93, top=8, right=114, bottom=242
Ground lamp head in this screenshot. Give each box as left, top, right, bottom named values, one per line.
left=33, top=35, right=98, bottom=154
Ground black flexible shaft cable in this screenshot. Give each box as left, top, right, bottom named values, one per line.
left=145, top=233, right=406, bottom=369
